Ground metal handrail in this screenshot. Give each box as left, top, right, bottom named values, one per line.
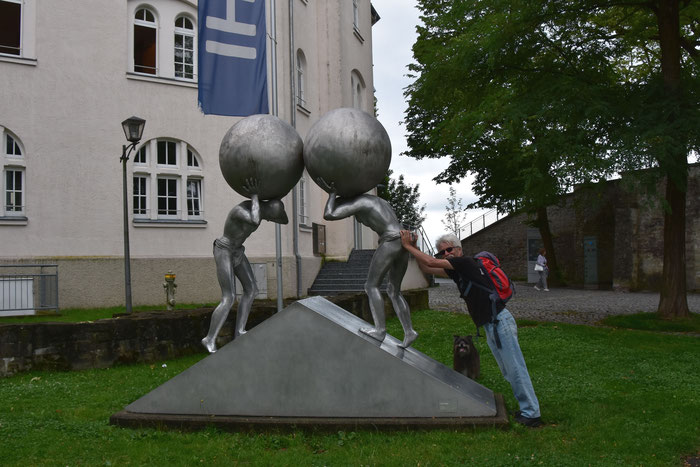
left=402, top=223, right=435, bottom=257
left=416, top=224, right=435, bottom=257
left=458, top=209, right=502, bottom=239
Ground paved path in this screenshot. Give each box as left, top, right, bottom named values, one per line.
left=429, top=279, right=700, bottom=325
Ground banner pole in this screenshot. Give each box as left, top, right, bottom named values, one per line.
left=269, top=0, right=284, bottom=312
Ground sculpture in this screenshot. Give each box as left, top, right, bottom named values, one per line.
left=303, top=107, right=391, bottom=197
left=219, top=114, right=304, bottom=199
left=306, top=108, right=418, bottom=348
left=202, top=115, right=302, bottom=353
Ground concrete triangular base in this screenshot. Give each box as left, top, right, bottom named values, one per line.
left=111, top=297, right=507, bottom=429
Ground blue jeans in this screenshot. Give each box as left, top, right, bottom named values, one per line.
left=482, top=308, right=541, bottom=418
left=537, top=270, right=548, bottom=289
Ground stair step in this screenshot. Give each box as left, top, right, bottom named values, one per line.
left=314, top=272, right=370, bottom=278
left=309, top=248, right=390, bottom=295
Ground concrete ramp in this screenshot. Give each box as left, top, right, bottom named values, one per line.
left=111, top=297, right=506, bottom=429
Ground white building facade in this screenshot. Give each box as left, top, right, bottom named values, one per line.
left=0, top=0, right=404, bottom=309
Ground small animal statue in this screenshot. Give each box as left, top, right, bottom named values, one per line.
left=453, top=335, right=480, bottom=380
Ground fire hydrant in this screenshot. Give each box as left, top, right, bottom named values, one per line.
left=163, top=271, right=177, bottom=311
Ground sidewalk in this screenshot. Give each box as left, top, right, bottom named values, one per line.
left=429, top=279, right=700, bottom=325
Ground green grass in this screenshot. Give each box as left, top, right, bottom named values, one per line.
left=1, top=310, right=698, bottom=466
left=0, top=303, right=216, bottom=324
left=600, top=311, right=700, bottom=333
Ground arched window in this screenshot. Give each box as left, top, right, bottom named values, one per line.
left=2, top=128, right=25, bottom=218
left=174, top=16, right=195, bottom=80
left=296, top=49, right=307, bottom=108
left=351, top=70, right=365, bottom=110
left=134, top=7, right=157, bottom=75
left=132, top=138, right=204, bottom=222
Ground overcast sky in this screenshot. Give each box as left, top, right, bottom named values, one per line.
left=369, top=0, right=487, bottom=247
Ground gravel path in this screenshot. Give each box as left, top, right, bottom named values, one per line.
left=429, top=279, right=700, bottom=325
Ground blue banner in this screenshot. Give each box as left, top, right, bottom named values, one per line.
left=198, top=0, right=269, bottom=116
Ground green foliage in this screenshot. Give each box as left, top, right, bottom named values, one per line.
left=1, top=310, right=698, bottom=465
left=377, top=169, right=426, bottom=229
left=441, top=186, right=468, bottom=236
left=405, top=0, right=699, bottom=210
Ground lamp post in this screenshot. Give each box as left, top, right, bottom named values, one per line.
left=120, top=116, right=146, bottom=314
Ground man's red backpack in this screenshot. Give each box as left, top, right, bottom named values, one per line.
left=474, top=251, right=515, bottom=305
left=461, top=251, right=515, bottom=348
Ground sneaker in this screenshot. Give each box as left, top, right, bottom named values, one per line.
left=515, top=413, right=543, bottom=428
left=534, top=286, right=540, bottom=291
left=543, top=288, right=550, bottom=292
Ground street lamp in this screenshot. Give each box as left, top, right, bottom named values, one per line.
left=120, top=116, right=146, bottom=314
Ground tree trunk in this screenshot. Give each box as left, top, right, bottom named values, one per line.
left=656, top=0, right=690, bottom=318
left=658, top=178, right=689, bottom=318
left=535, top=207, right=563, bottom=286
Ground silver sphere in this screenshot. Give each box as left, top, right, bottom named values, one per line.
left=219, top=115, right=304, bottom=199
left=303, top=108, right=391, bottom=197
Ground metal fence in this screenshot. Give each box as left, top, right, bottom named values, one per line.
left=459, top=209, right=502, bottom=239
left=0, top=264, right=59, bottom=315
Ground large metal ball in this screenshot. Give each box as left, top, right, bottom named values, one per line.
left=303, top=108, right=391, bottom=197
left=219, top=115, right=304, bottom=200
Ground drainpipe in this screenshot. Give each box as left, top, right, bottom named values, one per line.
left=288, top=0, right=303, bottom=298
left=270, top=0, right=284, bottom=312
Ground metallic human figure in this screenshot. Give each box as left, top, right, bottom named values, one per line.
left=317, top=178, right=418, bottom=348
left=201, top=179, right=288, bottom=353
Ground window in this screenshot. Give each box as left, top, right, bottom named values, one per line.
left=0, top=0, right=35, bottom=62
left=133, top=175, right=148, bottom=216
left=6, top=134, right=21, bottom=157
left=134, top=146, right=147, bottom=164
left=187, top=179, right=202, bottom=217
left=296, top=49, right=307, bottom=108
left=5, top=169, right=23, bottom=213
left=157, top=177, right=178, bottom=217
left=2, top=128, right=26, bottom=218
left=157, top=140, right=177, bottom=165
left=0, top=0, right=21, bottom=56
left=187, top=148, right=199, bottom=167
left=351, top=70, right=365, bottom=110
left=127, top=3, right=197, bottom=82
left=134, top=8, right=157, bottom=75
left=174, top=16, right=195, bottom=80
left=298, top=175, right=309, bottom=226
left=132, top=138, right=203, bottom=222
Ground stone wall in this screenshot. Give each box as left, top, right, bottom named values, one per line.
left=460, top=164, right=699, bottom=291
left=0, top=290, right=429, bottom=377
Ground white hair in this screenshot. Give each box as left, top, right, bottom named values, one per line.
left=435, top=233, right=461, bottom=250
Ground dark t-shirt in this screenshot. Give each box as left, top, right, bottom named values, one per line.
left=446, top=255, right=505, bottom=326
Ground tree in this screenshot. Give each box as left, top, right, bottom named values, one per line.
left=377, top=170, right=426, bottom=229
left=441, top=186, right=468, bottom=237
left=405, top=0, right=699, bottom=316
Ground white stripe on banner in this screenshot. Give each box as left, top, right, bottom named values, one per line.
left=198, top=0, right=269, bottom=116
left=206, top=41, right=257, bottom=60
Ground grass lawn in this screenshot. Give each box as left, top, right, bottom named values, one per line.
left=0, top=309, right=698, bottom=466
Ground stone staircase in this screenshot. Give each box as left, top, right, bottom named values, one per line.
left=308, top=249, right=388, bottom=295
